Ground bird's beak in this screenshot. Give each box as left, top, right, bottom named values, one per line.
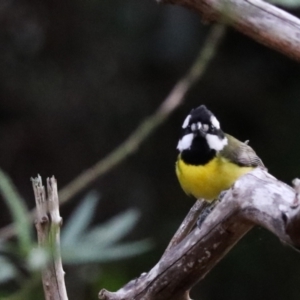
left=197, top=129, right=206, bottom=138
left=216, top=129, right=225, bottom=139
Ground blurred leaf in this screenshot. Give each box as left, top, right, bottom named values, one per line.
left=0, top=168, right=32, bottom=254
left=1, top=274, right=43, bottom=300
left=0, top=256, right=16, bottom=283
left=62, top=239, right=152, bottom=264
left=89, top=240, right=152, bottom=261
left=267, top=0, right=300, bottom=7
left=61, top=191, right=99, bottom=246
left=60, top=194, right=150, bottom=264
left=81, top=209, right=140, bottom=248
left=26, top=248, right=49, bottom=271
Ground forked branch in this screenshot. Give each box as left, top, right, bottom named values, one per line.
left=99, top=168, right=300, bottom=300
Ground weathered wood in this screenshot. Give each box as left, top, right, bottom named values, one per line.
left=158, top=0, right=300, bottom=60
left=33, top=176, right=68, bottom=300
left=99, top=168, right=300, bottom=300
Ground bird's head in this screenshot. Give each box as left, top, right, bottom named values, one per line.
left=177, top=105, right=228, bottom=153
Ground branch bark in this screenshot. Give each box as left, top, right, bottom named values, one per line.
left=33, top=175, right=68, bottom=300
left=159, top=0, right=300, bottom=60
left=99, top=168, right=300, bottom=300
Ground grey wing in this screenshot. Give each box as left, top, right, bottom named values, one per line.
left=222, top=134, right=265, bottom=168
left=234, top=142, right=264, bottom=167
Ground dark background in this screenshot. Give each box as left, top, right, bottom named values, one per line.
left=1, top=0, right=300, bottom=299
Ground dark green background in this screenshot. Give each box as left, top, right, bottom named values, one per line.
left=0, top=0, right=300, bottom=299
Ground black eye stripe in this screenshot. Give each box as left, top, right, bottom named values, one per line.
left=181, top=127, right=192, bottom=136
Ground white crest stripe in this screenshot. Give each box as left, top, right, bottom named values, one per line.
left=210, top=116, right=220, bottom=129
left=182, top=115, right=191, bottom=129
left=177, top=133, right=194, bottom=152
left=206, top=134, right=227, bottom=151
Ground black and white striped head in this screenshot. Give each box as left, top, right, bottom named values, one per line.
left=177, top=105, right=227, bottom=153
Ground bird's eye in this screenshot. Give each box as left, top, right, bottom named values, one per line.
left=202, top=124, right=209, bottom=132
left=191, top=123, right=197, bottom=132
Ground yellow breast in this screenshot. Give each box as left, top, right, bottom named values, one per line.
left=176, top=155, right=254, bottom=202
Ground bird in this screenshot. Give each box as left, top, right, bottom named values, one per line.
left=176, top=105, right=264, bottom=202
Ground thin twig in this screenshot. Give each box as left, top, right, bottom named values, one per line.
left=0, top=24, right=226, bottom=240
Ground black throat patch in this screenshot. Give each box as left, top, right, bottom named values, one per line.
left=181, top=136, right=216, bottom=166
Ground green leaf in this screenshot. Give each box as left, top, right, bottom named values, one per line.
left=26, top=248, right=49, bottom=271
left=0, top=256, right=16, bottom=283
left=0, top=168, right=32, bottom=254
left=60, top=194, right=149, bottom=265
left=62, top=239, right=152, bottom=264
left=61, top=191, right=99, bottom=246
left=81, top=209, right=140, bottom=248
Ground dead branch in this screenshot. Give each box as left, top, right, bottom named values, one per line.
left=158, top=0, right=300, bottom=60
left=33, top=175, right=68, bottom=300
left=99, top=168, right=300, bottom=300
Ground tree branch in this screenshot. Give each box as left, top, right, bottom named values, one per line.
left=33, top=175, right=68, bottom=300
left=159, top=0, right=300, bottom=60
left=99, top=168, right=299, bottom=300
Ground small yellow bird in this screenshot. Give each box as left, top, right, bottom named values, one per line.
left=176, top=105, right=264, bottom=202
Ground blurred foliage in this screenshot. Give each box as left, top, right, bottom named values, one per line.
left=61, top=192, right=151, bottom=264
left=0, top=169, right=32, bottom=254
left=0, top=171, right=149, bottom=299
left=1, top=0, right=300, bottom=299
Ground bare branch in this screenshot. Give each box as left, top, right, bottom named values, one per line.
left=33, top=175, right=68, bottom=300
left=159, top=0, right=300, bottom=60
left=98, top=168, right=299, bottom=300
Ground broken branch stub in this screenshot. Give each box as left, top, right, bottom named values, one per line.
left=33, top=175, right=68, bottom=300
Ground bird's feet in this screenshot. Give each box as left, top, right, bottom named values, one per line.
left=197, top=201, right=217, bottom=229
left=197, top=189, right=229, bottom=229
left=218, top=189, right=229, bottom=201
